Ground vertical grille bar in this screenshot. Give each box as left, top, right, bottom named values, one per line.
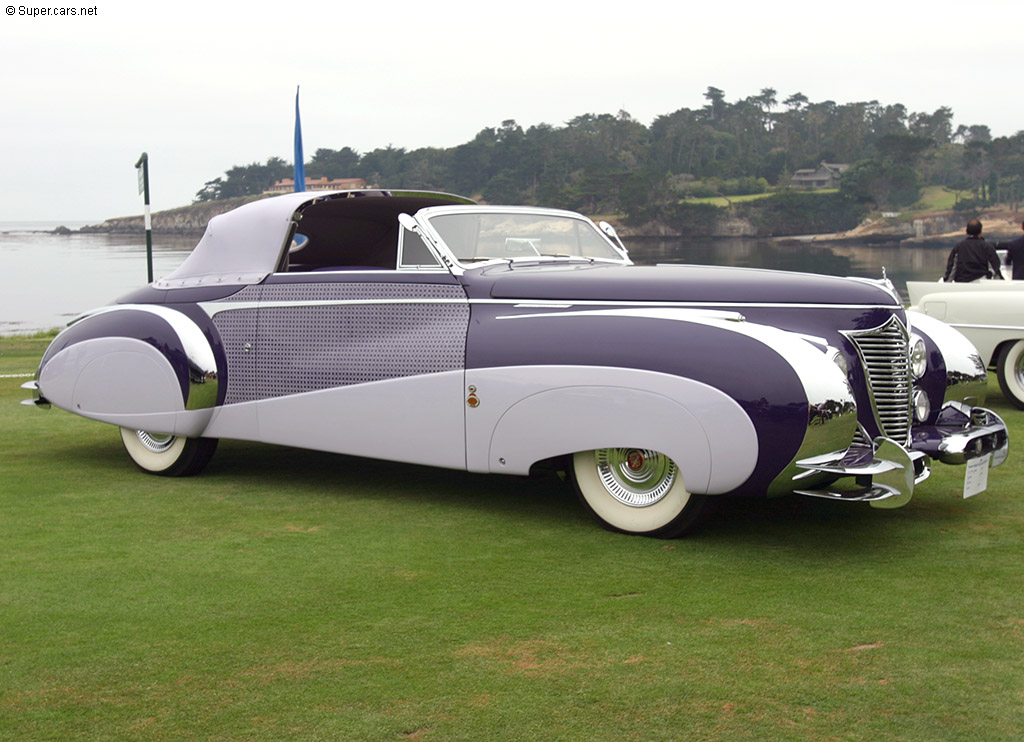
left=845, top=317, right=912, bottom=445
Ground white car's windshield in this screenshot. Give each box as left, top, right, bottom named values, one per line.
left=424, top=211, right=624, bottom=264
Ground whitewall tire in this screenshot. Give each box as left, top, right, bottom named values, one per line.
left=119, top=428, right=218, bottom=477
left=995, top=340, right=1024, bottom=410
left=571, top=448, right=714, bottom=537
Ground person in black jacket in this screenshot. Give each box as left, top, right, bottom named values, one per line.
left=996, top=221, right=1024, bottom=280
left=943, top=219, right=1004, bottom=282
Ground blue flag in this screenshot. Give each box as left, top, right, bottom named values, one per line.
left=294, top=86, right=306, bottom=192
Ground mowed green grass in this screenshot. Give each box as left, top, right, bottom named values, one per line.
left=2, top=334, right=1023, bottom=740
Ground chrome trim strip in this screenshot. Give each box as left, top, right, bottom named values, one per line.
left=494, top=307, right=748, bottom=323
left=198, top=297, right=471, bottom=318
left=947, top=322, right=1024, bottom=332
left=199, top=297, right=900, bottom=317
left=474, top=298, right=900, bottom=310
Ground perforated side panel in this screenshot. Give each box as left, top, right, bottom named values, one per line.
left=210, top=282, right=469, bottom=404
left=212, top=308, right=259, bottom=404
left=256, top=303, right=468, bottom=399
left=218, top=285, right=262, bottom=302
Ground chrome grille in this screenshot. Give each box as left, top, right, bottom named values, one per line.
left=844, top=317, right=912, bottom=444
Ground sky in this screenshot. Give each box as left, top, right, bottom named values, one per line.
left=1, top=0, right=1021, bottom=222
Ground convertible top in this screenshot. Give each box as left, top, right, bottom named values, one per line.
left=154, top=189, right=473, bottom=289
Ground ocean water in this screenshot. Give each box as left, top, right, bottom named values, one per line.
left=0, top=224, right=194, bottom=334
left=0, top=223, right=951, bottom=335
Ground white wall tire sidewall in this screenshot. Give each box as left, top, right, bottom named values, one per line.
left=999, top=340, right=1024, bottom=406
left=573, top=450, right=692, bottom=534
left=120, top=428, right=187, bottom=473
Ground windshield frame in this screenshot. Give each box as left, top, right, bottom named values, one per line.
left=410, top=205, right=632, bottom=274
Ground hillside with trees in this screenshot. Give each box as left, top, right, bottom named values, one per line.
left=193, top=87, right=1024, bottom=237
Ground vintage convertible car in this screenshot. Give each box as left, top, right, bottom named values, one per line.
left=24, top=190, right=1009, bottom=537
left=908, top=279, right=1024, bottom=409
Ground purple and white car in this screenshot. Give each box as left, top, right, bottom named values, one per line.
left=23, top=190, right=1009, bottom=536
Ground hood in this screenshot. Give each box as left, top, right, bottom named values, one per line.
left=475, top=263, right=900, bottom=307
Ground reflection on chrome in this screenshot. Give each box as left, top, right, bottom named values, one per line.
left=930, top=403, right=1009, bottom=467
left=767, top=395, right=858, bottom=497
left=943, top=357, right=987, bottom=407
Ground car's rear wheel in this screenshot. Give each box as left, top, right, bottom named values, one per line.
left=995, top=340, right=1024, bottom=410
left=571, top=448, right=714, bottom=537
left=119, top=427, right=218, bottom=476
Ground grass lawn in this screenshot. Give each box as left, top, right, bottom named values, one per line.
left=687, top=192, right=783, bottom=207
left=2, top=334, right=1023, bottom=740
left=911, top=186, right=968, bottom=214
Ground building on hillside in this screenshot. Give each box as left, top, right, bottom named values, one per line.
left=266, top=177, right=369, bottom=194
left=791, top=162, right=849, bottom=189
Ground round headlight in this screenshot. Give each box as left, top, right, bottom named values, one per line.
left=913, top=388, right=931, bottom=422
left=910, top=336, right=927, bottom=379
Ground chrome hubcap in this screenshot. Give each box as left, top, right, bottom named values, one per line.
left=1014, top=349, right=1024, bottom=388
left=134, top=430, right=176, bottom=454
left=594, top=448, right=677, bottom=507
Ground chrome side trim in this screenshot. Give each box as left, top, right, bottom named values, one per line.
left=198, top=297, right=470, bottom=319
left=478, top=298, right=901, bottom=310
left=948, top=322, right=1024, bottom=332
left=199, top=297, right=905, bottom=317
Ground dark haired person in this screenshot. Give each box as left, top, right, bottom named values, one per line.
left=943, top=219, right=1004, bottom=282
left=996, top=221, right=1024, bottom=280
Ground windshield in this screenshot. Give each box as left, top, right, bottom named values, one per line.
left=424, top=211, right=625, bottom=264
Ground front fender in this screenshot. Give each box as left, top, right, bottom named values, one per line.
left=466, top=366, right=757, bottom=494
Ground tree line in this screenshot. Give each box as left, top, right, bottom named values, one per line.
left=194, top=86, right=1024, bottom=232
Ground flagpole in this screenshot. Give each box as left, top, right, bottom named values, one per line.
left=134, top=152, right=153, bottom=282
left=294, top=87, right=305, bottom=193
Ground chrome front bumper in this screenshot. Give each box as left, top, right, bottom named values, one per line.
left=909, top=403, right=1009, bottom=467
left=792, top=435, right=930, bottom=509
left=788, top=403, right=1008, bottom=509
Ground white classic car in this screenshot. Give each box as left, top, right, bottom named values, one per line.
left=23, top=190, right=1009, bottom=537
left=907, top=279, right=1024, bottom=409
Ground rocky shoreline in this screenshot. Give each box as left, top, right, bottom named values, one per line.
left=73, top=196, right=1022, bottom=247
left=77, top=196, right=262, bottom=236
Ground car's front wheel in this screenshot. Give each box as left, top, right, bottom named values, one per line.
left=119, top=428, right=218, bottom=477
left=995, top=340, right=1024, bottom=410
left=571, top=448, right=714, bottom=537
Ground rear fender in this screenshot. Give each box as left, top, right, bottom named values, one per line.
left=36, top=306, right=218, bottom=437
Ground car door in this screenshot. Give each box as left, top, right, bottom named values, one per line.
left=248, top=224, right=471, bottom=469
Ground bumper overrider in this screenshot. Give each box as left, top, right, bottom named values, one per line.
left=790, top=402, right=1008, bottom=509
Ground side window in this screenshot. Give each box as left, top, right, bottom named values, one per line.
left=398, top=227, right=442, bottom=269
